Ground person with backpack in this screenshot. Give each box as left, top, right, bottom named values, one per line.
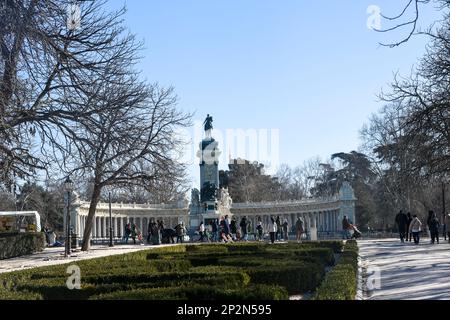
left=295, top=217, right=305, bottom=243
left=409, top=215, right=423, bottom=245
left=427, top=211, right=440, bottom=244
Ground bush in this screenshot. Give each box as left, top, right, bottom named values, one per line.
left=312, top=241, right=359, bottom=300
left=247, top=263, right=324, bottom=294
left=146, top=245, right=187, bottom=259
left=312, top=265, right=357, bottom=300
left=148, top=259, right=191, bottom=272
left=185, top=244, right=229, bottom=254
left=0, top=232, right=45, bottom=260
left=90, top=284, right=289, bottom=300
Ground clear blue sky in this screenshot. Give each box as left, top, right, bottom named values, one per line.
left=104, top=0, right=441, bottom=187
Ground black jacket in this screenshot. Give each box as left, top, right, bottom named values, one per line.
left=395, top=213, right=408, bottom=227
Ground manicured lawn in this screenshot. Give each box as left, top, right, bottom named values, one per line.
left=0, top=241, right=358, bottom=300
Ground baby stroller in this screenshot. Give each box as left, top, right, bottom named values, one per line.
left=351, top=225, right=362, bottom=239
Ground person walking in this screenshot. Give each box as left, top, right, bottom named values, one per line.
left=409, top=215, right=423, bottom=245
left=211, top=219, right=218, bottom=242
left=256, top=221, right=264, bottom=241
left=224, top=215, right=231, bottom=238
left=275, top=216, right=282, bottom=241
left=230, top=217, right=237, bottom=241
left=427, top=211, right=440, bottom=244
left=269, top=217, right=277, bottom=244
left=240, top=216, right=248, bottom=241
left=123, top=222, right=131, bottom=244
left=342, top=216, right=352, bottom=239
left=395, top=210, right=408, bottom=243
left=282, top=219, right=289, bottom=241
left=444, top=213, right=450, bottom=244
left=295, top=217, right=304, bottom=243
left=406, top=212, right=413, bottom=242
left=175, top=222, right=185, bottom=243
left=131, top=223, right=137, bottom=245
left=199, top=222, right=205, bottom=242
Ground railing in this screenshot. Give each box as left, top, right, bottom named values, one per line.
left=79, top=202, right=188, bottom=210
left=231, top=197, right=340, bottom=209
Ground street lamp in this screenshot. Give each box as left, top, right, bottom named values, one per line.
left=64, top=177, right=74, bottom=257
left=109, top=190, right=114, bottom=247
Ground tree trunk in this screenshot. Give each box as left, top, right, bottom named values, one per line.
left=81, top=184, right=102, bottom=251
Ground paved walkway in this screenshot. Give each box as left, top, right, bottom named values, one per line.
left=0, top=244, right=179, bottom=274
left=358, top=238, right=450, bottom=300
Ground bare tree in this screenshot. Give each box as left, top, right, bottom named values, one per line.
left=58, top=72, right=191, bottom=251
left=0, top=0, right=141, bottom=186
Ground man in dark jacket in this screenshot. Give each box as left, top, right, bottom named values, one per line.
left=395, top=210, right=408, bottom=243
left=211, top=219, right=218, bottom=242
left=240, top=216, right=248, bottom=241
left=427, top=211, right=440, bottom=244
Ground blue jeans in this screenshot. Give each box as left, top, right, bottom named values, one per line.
left=342, top=230, right=351, bottom=239
left=412, top=232, right=420, bottom=244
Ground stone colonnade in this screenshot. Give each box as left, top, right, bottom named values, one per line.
left=74, top=202, right=189, bottom=241
left=230, top=199, right=343, bottom=238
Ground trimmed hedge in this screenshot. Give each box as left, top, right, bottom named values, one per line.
left=16, top=270, right=251, bottom=300
left=90, top=284, right=289, bottom=300
left=0, top=241, right=344, bottom=300
left=0, top=232, right=45, bottom=260
left=312, top=240, right=359, bottom=300
left=247, top=263, right=324, bottom=294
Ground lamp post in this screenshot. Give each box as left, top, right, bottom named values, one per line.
left=64, top=177, right=74, bottom=257
left=109, top=190, right=114, bottom=247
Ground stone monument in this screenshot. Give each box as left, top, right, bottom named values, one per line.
left=189, top=115, right=232, bottom=230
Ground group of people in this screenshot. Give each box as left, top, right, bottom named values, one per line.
left=197, top=216, right=245, bottom=243
left=195, top=215, right=306, bottom=244
left=123, top=222, right=143, bottom=245
left=395, top=210, right=450, bottom=245
left=123, top=220, right=188, bottom=245
left=268, top=216, right=306, bottom=244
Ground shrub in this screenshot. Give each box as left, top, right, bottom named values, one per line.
left=312, top=241, right=359, bottom=300
left=148, top=259, right=191, bottom=272
left=0, top=232, right=45, bottom=260
left=146, top=245, right=187, bottom=259
left=247, top=263, right=324, bottom=294
left=90, top=284, right=289, bottom=300
left=185, top=244, right=229, bottom=254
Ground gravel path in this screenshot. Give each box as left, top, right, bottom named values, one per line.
left=358, top=238, right=450, bottom=300
left=0, top=244, right=179, bottom=274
